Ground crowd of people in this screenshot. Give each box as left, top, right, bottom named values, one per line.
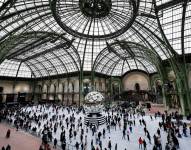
left=0, top=104, right=191, bottom=150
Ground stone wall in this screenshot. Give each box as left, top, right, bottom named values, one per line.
left=0, top=80, right=32, bottom=102
left=0, top=71, right=154, bottom=103
left=122, top=72, right=150, bottom=91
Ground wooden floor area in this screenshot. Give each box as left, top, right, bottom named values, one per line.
left=0, top=123, right=60, bottom=150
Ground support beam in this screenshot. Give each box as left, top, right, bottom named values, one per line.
left=116, top=40, right=135, bottom=58
left=0, top=4, right=49, bottom=20
left=6, top=36, right=51, bottom=59
left=180, top=0, right=191, bottom=114
left=22, top=40, right=74, bottom=61
left=156, top=0, right=190, bottom=11
left=0, top=12, right=52, bottom=42
left=12, top=61, right=22, bottom=93
left=139, top=13, right=157, bottom=19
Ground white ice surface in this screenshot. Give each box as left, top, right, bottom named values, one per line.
left=9, top=106, right=191, bottom=150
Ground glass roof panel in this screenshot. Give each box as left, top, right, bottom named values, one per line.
left=17, top=63, right=32, bottom=78
left=159, top=3, right=183, bottom=54
left=0, top=59, right=32, bottom=78
left=94, top=41, right=157, bottom=76
left=0, top=0, right=190, bottom=77
left=184, top=2, right=191, bottom=54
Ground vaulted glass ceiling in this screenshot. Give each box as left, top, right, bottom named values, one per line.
left=0, top=0, right=190, bottom=78
left=94, top=41, right=158, bottom=76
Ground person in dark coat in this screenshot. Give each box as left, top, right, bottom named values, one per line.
left=53, top=138, right=57, bottom=148
left=147, top=132, right=151, bottom=144
left=143, top=139, right=147, bottom=150
left=6, top=129, right=11, bottom=138
left=6, top=145, right=11, bottom=150
left=75, top=142, right=79, bottom=150
left=39, top=145, right=43, bottom=150
left=1, top=146, right=5, bottom=150
left=108, top=138, right=112, bottom=150
left=61, top=141, right=66, bottom=150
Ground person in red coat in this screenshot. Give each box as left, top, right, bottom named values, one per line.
left=139, top=137, right=143, bottom=149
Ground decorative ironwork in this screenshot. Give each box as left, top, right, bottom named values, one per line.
left=79, top=0, right=112, bottom=18
left=51, top=0, right=137, bottom=39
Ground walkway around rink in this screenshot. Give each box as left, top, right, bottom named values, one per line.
left=0, top=123, right=61, bottom=150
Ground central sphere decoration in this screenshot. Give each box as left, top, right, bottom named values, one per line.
left=51, top=0, right=137, bottom=39
left=79, top=0, right=112, bottom=18
left=85, top=91, right=104, bottom=103
left=84, top=91, right=106, bottom=126
left=84, top=91, right=104, bottom=113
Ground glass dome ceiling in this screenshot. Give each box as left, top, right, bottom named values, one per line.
left=0, top=0, right=190, bottom=78
left=94, top=41, right=158, bottom=76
